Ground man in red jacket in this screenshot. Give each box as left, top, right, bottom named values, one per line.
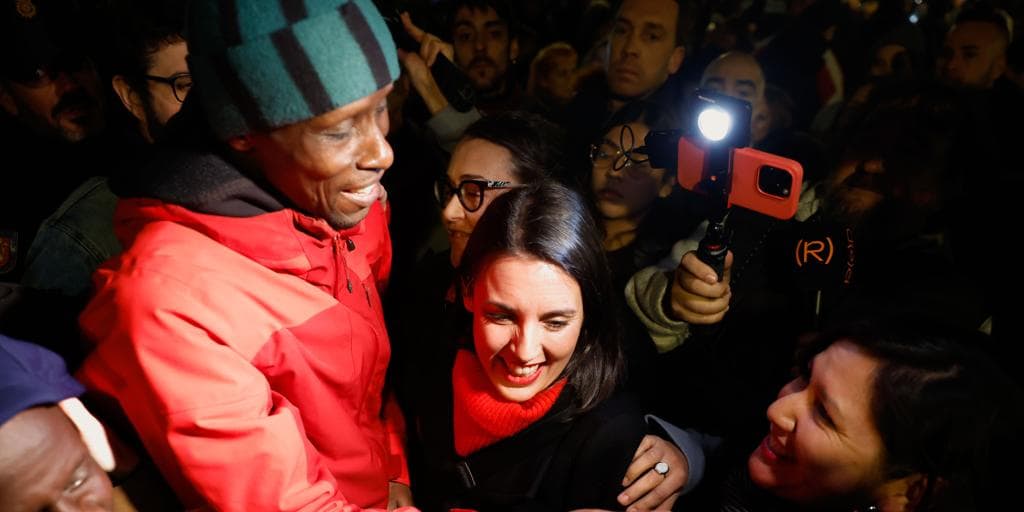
left=76, top=1, right=417, bottom=510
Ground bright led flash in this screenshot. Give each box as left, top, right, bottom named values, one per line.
left=697, top=107, right=732, bottom=142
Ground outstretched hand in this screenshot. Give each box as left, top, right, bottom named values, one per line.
left=396, top=12, right=452, bottom=115
left=399, top=12, right=454, bottom=66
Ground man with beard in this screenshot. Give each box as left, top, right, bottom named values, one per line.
left=0, top=0, right=108, bottom=282
left=621, top=84, right=991, bottom=501
left=398, top=0, right=520, bottom=151
left=21, top=2, right=187, bottom=302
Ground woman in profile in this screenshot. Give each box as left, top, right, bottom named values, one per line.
left=718, top=321, right=1024, bottom=512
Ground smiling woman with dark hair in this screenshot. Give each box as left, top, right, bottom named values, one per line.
left=391, top=111, right=695, bottom=512
left=413, top=182, right=648, bottom=511
left=718, top=321, right=1024, bottom=512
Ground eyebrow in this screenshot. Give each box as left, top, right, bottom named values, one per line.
left=454, top=19, right=507, bottom=30
left=540, top=310, right=578, bottom=320
left=485, top=301, right=514, bottom=313
left=456, top=174, right=487, bottom=182
left=642, top=22, right=667, bottom=33
left=735, top=79, right=757, bottom=90
left=485, top=301, right=578, bottom=319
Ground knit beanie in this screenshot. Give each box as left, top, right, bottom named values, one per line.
left=186, top=0, right=399, bottom=139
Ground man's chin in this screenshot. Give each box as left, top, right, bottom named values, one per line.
left=469, top=73, right=504, bottom=96
left=325, top=207, right=371, bottom=231
left=57, top=115, right=103, bottom=143
left=607, top=82, right=649, bottom=102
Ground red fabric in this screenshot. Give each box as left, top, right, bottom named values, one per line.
left=451, top=350, right=566, bottom=457
left=77, top=199, right=412, bottom=511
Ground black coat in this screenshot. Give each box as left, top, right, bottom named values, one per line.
left=409, top=345, right=648, bottom=511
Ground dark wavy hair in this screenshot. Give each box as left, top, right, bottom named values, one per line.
left=797, top=321, right=1024, bottom=511
left=460, top=110, right=566, bottom=184
left=459, top=182, right=623, bottom=413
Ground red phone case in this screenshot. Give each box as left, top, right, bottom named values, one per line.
left=676, top=137, right=804, bottom=220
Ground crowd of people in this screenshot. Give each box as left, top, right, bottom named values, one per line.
left=1, top=0, right=1022, bottom=511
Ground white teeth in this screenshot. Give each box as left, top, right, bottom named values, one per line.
left=509, top=364, right=539, bottom=377
left=347, top=184, right=376, bottom=196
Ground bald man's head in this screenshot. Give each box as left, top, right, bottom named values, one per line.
left=701, top=52, right=771, bottom=143
left=701, top=52, right=765, bottom=105
left=939, top=12, right=1010, bottom=89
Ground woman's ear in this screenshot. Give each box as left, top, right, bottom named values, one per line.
left=111, top=75, right=146, bottom=123
left=873, top=473, right=934, bottom=512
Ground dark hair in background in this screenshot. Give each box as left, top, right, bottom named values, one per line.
left=459, top=183, right=624, bottom=414
left=954, top=3, right=1012, bottom=44
left=603, top=97, right=683, bottom=137
left=460, top=110, right=567, bottom=183
left=447, top=0, right=517, bottom=36
left=825, top=82, right=972, bottom=231
left=596, top=98, right=681, bottom=189
left=109, top=1, right=185, bottom=106
left=797, top=320, right=1024, bottom=511
left=611, top=0, right=690, bottom=48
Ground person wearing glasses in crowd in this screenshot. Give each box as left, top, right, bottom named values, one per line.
left=0, top=0, right=109, bottom=283
left=21, top=1, right=188, bottom=307
left=589, top=102, right=683, bottom=291
left=587, top=100, right=707, bottom=416
left=388, top=111, right=698, bottom=511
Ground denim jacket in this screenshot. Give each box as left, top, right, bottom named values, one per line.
left=21, top=177, right=121, bottom=299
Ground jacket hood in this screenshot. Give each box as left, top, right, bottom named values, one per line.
left=112, top=147, right=372, bottom=277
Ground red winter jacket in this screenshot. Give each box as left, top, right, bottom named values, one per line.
left=77, top=162, right=410, bottom=511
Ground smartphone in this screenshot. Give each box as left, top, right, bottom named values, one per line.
left=677, top=136, right=804, bottom=220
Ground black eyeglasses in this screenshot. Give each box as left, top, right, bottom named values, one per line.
left=434, top=179, right=521, bottom=212
left=589, top=124, right=655, bottom=179
left=144, top=73, right=193, bottom=103
left=5, top=53, right=93, bottom=88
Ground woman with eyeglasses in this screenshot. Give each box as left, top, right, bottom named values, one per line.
left=388, top=111, right=696, bottom=511
left=585, top=102, right=705, bottom=405
left=588, top=102, right=697, bottom=292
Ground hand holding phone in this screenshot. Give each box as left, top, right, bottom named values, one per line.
left=665, top=250, right=733, bottom=324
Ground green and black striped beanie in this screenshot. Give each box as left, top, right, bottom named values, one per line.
left=186, top=0, right=399, bottom=139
